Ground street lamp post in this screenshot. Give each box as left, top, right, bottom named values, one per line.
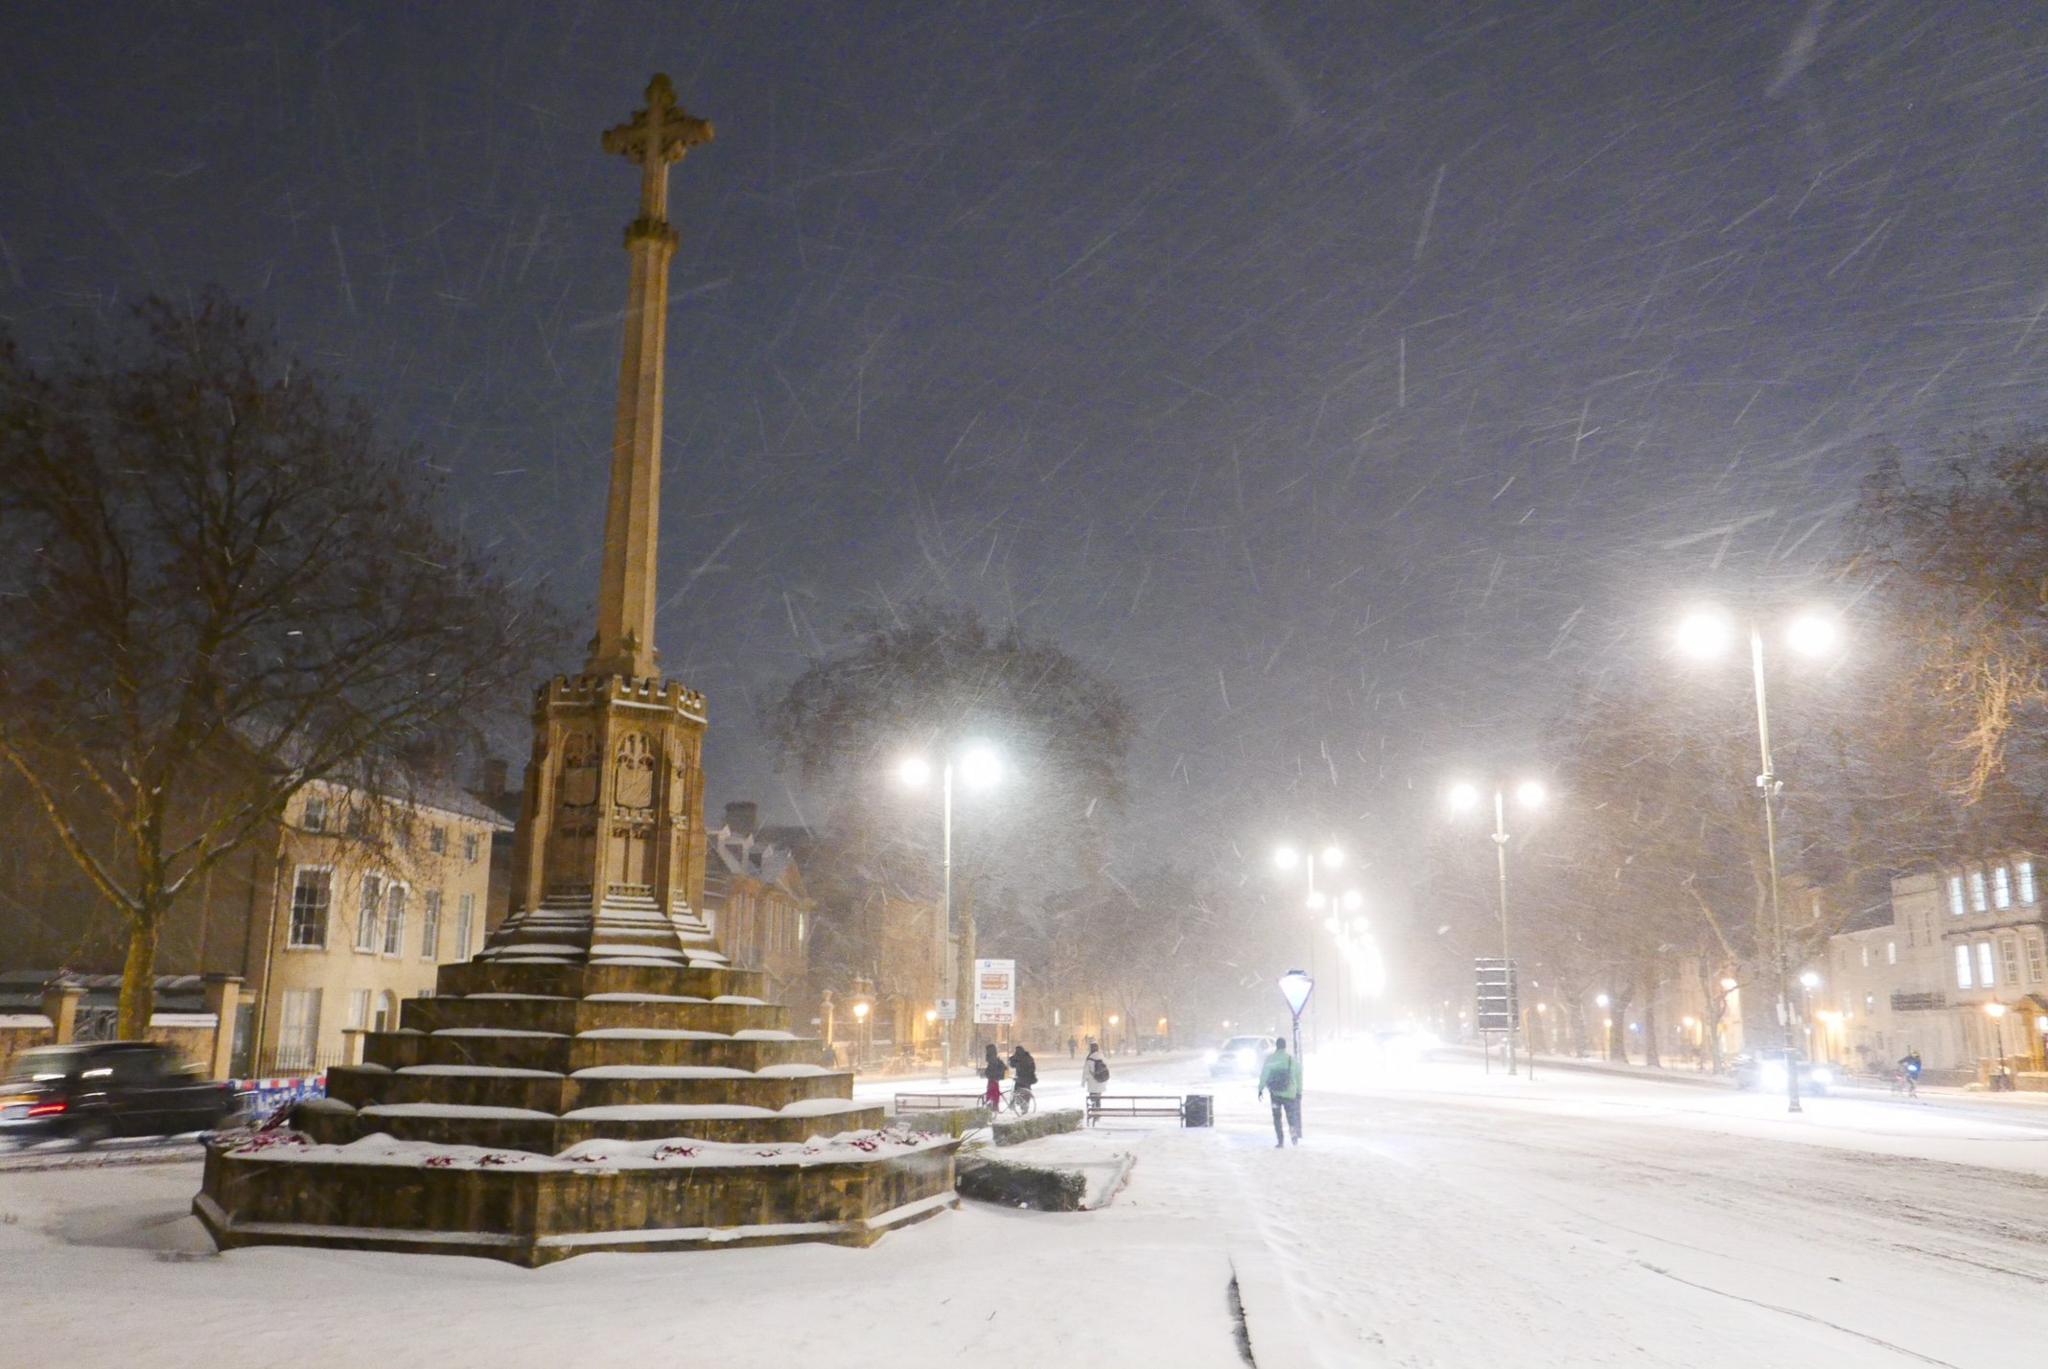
left=896, top=742, right=1001, bottom=1075
left=1450, top=778, right=1545, bottom=1078
left=1677, top=606, right=1840, bottom=1115
left=1274, top=842, right=1345, bottom=1052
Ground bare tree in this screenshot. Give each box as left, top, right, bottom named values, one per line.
left=0, top=295, right=562, bottom=1034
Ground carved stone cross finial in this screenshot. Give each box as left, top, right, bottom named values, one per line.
left=601, top=73, right=714, bottom=234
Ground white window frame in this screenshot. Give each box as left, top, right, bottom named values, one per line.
left=1995, top=865, right=2013, bottom=910
left=2027, top=931, right=2047, bottom=984
left=464, top=832, right=481, bottom=863
left=287, top=865, right=334, bottom=949
left=355, top=874, right=383, bottom=953
left=302, top=792, right=329, bottom=833
left=2021, top=860, right=2038, bottom=906
left=421, top=890, right=442, bottom=961
left=1950, top=874, right=1966, bottom=916
left=1956, top=944, right=1974, bottom=988
left=278, top=988, right=322, bottom=1071
left=1971, top=869, right=1989, bottom=913
left=429, top=825, right=446, bottom=855
left=382, top=883, right=408, bottom=957
left=1977, top=940, right=1996, bottom=987
left=345, top=988, right=371, bottom=1029
left=456, top=893, right=476, bottom=960
left=1886, top=941, right=1897, bottom=966
left=1860, top=945, right=1870, bottom=968
left=2001, top=936, right=2023, bottom=987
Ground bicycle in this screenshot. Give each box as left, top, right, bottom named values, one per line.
left=1004, top=1083, right=1036, bottom=1116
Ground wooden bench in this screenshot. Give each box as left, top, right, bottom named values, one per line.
left=893, top=1091, right=989, bottom=1113
left=1086, top=1094, right=1195, bottom=1125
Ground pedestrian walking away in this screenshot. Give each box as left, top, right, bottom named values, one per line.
left=981, top=1043, right=1007, bottom=1110
left=1068, top=1035, right=1078, bottom=1059
left=1083, top=1039, right=1109, bottom=1104
left=1258, top=1036, right=1303, bottom=1146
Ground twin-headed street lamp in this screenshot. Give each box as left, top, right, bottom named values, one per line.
left=895, top=741, right=1002, bottom=1074
left=1676, top=604, right=1842, bottom=1114
left=1273, top=842, right=1354, bottom=1051
left=1449, top=776, right=1545, bottom=1077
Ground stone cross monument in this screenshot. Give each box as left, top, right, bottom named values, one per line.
left=506, top=75, right=716, bottom=922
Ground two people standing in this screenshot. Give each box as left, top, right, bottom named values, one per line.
left=1257, top=1037, right=1302, bottom=1147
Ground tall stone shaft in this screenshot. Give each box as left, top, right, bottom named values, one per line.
left=506, top=75, right=714, bottom=921
left=587, top=73, right=713, bottom=681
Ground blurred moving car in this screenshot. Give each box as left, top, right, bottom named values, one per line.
left=0, top=1041, right=238, bottom=1146
left=1205, top=1034, right=1275, bottom=1079
left=1730, top=1049, right=1834, bottom=1096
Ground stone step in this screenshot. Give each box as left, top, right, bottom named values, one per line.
left=326, top=1062, right=852, bottom=1115
left=362, top=1025, right=825, bottom=1077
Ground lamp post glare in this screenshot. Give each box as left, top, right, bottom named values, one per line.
left=1785, top=612, right=1840, bottom=658
left=1341, top=889, right=1365, bottom=912
left=1677, top=602, right=1844, bottom=1115
left=1449, top=774, right=1548, bottom=1078
left=893, top=740, right=1003, bottom=1076
left=1676, top=609, right=1733, bottom=659
left=1798, top=970, right=1821, bottom=990
left=1272, top=840, right=1344, bottom=1052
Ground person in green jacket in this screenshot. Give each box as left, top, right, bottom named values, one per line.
left=1257, top=1036, right=1302, bottom=1147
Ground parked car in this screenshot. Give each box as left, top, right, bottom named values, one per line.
left=1730, top=1050, right=1835, bottom=1096
left=0, top=1042, right=238, bottom=1146
left=1206, top=1034, right=1275, bottom=1079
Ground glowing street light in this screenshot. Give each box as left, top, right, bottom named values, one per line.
left=1271, top=838, right=1348, bottom=1052
left=893, top=739, right=1004, bottom=1074
left=1448, top=774, right=1548, bottom=1077
left=1798, top=970, right=1821, bottom=990
left=1676, top=601, right=1845, bottom=1115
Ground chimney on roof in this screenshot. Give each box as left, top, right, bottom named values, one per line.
left=483, top=757, right=509, bottom=798
left=724, top=801, right=758, bottom=838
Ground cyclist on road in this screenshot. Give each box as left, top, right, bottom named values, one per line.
left=1007, top=1043, right=1039, bottom=1113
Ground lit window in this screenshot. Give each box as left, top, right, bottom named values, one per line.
left=2022, top=861, right=2038, bottom=906
left=1971, top=870, right=1989, bottom=913
left=2028, top=932, right=2047, bottom=984
left=2002, top=937, right=2023, bottom=986
left=1950, top=875, right=1966, bottom=916
left=1995, top=866, right=2013, bottom=909
left=288, top=868, right=332, bottom=948
left=355, top=876, right=382, bottom=952
left=456, top=893, right=476, bottom=960
left=303, top=794, right=328, bottom=833
left=382, top=885, right=407, bottom=956
left=1886, top=941, right=1897, bottom=965
left=1978, top=940, right=1996, bottom=987
left=1861, top=945, right=1870, bottom=968
left=1956, top=944, right=1974, bottom=988
left=421, top=891, right=442, bottom=960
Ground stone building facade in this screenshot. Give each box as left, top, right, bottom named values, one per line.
left=702, top=802, right=811, bottom=1007
left=0, top=768, right=506, bottom=1078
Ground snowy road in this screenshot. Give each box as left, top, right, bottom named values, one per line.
left=5, top=1052, right=2046, bottom=1367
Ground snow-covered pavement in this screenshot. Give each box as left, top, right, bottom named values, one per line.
left=5, top=1050, right=2047, bottom=1367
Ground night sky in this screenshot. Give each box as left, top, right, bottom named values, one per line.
left=6, top=2, right=2047, bottom=900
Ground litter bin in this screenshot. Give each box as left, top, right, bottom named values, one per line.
left=1181, top=1093, right=1213, bottom=1128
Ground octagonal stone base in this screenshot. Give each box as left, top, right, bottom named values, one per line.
left=194, top=1135, right=959, bottom=1266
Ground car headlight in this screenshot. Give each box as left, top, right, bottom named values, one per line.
left=1810, top=1067, right=1833, bottom=1085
